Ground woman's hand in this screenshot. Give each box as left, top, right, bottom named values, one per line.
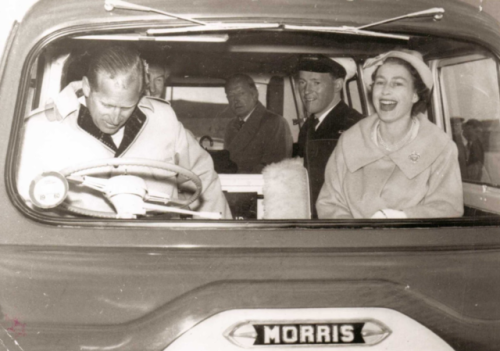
left=371, top=209, right=407, bottom=219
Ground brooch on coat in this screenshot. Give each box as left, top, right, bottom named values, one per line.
left=409, top=151, right=420, bottom=164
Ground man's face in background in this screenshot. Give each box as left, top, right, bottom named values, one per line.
left=225, top=80, right=258, bottom=119
left=297, top=70, right=338, bottom=116
left=147, top=64, right=170, bottom=98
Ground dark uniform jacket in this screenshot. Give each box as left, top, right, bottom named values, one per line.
left=297, top=100, right=363, bottom=217
left=224, top=101, right=293, bottom=174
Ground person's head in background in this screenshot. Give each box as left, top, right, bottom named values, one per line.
left=462, top=119, right=482, bottom=143
left=450, top=117, right=465, bottom=139
left=145, top=58, right=171, bottom=98
left=225, top=74, right=259, bottom=119
left=296, top=54, right=347, bottom=117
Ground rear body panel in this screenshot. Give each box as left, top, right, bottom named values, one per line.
left=2, top=228, right=500, bottom=350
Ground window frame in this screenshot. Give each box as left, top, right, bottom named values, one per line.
left=433, top=53, right=500, bottom=215
left=8, top=28, right=500, bottom=228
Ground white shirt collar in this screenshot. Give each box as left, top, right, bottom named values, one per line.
left=111, top=126, right=125, bottom=147
left=239, top=105, right=257, bottom=122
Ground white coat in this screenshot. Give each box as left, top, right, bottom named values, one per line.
left=317, top=114, right=464, bottom=219
left=18, top=82, right=231, bottom=219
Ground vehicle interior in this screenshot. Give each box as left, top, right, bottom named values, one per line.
left=15, top=9, right=500, bottom=223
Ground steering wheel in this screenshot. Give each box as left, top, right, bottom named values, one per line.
left=54, top=158, right=202, bottom=219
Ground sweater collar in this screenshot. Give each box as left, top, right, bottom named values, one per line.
left=77, top=105, right=147, bottom=157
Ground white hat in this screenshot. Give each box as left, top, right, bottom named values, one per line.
left=363, top=50, right=433, bottom=90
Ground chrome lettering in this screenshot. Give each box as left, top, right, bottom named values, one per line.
left=341, top=325, right=354, bottom=343
left=299, top=325, right=314, bottom=343
left=332, top=324, right=339, bottom=343
left=254, top=323, right=364, bottom=345
left=282, top=326, right=298, bottom=343
left=316, top=325, right=330, bottom=343
left=264, top=326, right=280, bottom=344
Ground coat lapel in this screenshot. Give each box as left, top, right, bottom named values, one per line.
left=343, top=114, right=450, bottom=179
left=115, top=107, right=147, bottom=157
left=227, top=102, right=266, bottom=155
left=76, top=103, right=147, bottom=157
left=388, top=116, right=449, bottom=179
left=343, top=114, right=386, bottom=172
left=313, top=101, right=350, bottom=140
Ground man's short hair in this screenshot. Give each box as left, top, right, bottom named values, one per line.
left=144, top=55, right=168, bottom=75
left=296, top=54, right=347, bottom=80
left=86, top=45, right=144, bottom=91
left=463, top=119, right=482, bottom=130
left=225, top=74, right=258, bottom=93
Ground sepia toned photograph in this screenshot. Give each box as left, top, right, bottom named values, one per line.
left=0, top=0, right=499, bottom=350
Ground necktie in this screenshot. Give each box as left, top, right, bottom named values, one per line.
left=306, top=114, right=317, bottom=141
left=311, top=114, right=319, bottom=129
left=236, top=118, right=245, bottom=131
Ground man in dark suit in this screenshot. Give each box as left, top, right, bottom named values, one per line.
left=224, top=74, right=293, bottom=174
left=296, top=55, right=363, bottom=218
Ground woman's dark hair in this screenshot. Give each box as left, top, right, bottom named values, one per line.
left=371, top=57, right=431, bottom=117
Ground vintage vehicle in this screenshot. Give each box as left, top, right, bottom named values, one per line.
left=1, top=0, right=500, bottom=350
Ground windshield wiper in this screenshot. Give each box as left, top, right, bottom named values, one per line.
left=284, top=8, right=445, bottom=41
left=104, top=1, right=443, bottom=40
left=283, top=24, right=410, bottom=40
left=104, top=0, right=206, bottom=25
left=104, top=0, right=281, bottom=35
left=147, top=23, right=281, bottom=35
left=73, top=33, right=229, bottom=42
left=357, top=7, right=445, bottom=30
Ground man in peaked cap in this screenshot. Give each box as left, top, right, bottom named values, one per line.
left=296, top=54, right=363, bottom=218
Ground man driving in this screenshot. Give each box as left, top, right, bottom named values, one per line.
left=17, top=45, right=231, bottom=219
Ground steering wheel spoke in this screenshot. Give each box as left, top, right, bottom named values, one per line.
left=67, top=175, right=110, bottom=194
left=144, top=188, right=172, bottom=204
left=56, top=158, right=206, bottom=219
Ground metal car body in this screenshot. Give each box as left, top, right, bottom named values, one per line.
left=1, top=0, right=500, bottom=350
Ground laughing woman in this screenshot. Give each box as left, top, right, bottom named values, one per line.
left=316, top=50, right=463, bottom=219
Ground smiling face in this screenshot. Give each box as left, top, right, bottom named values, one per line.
left=297, top=71, right=341, bottom=116
left=83, top=70, right=143, bottom=134
left=372, top=62, right=418, bottom=124
left=225, top=80, right=258, bottom=118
